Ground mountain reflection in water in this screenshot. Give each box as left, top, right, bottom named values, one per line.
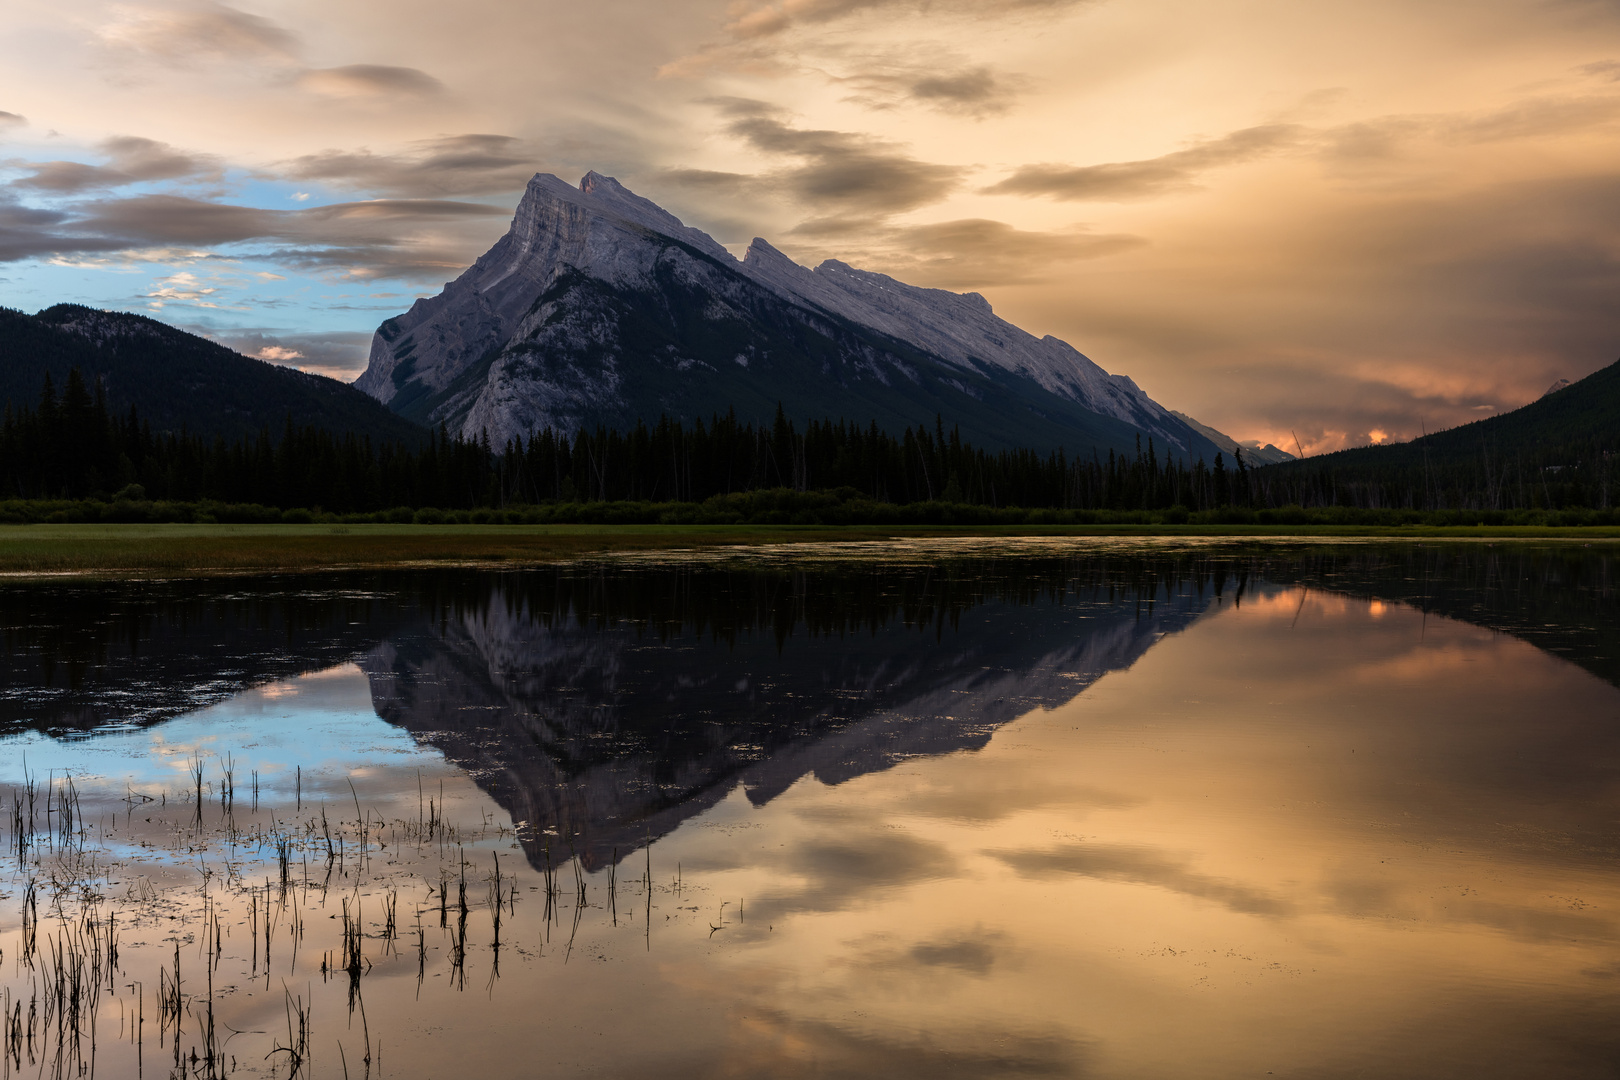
left=360, top=562, right=1214, bottom=868
left=2, top=541, right=1620, bottom=1078
left=3, top=540, right=1618, bottom=879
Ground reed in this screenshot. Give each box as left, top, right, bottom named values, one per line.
left=1, top=743, right=685, bottom=1075
left=267, top=985, right=311, bottom=1079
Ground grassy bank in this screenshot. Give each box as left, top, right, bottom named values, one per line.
left=0, top=521, right=1617, bottom=577
left=0, top=522, right=872, bottom=576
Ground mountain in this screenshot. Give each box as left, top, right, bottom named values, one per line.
left=357, top=172, right=1223, bottom=460
left=1169, top=410, right=1294, bottom=465
left=1270, top=356, right=1620, bottom=472
left=0, top=304, right=427, bottom=445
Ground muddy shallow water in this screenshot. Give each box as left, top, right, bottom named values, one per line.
left=2, top=539, right=1618, bottom=1079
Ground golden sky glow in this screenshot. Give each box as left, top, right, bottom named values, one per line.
left=2, top=0, right=1618, bottom=449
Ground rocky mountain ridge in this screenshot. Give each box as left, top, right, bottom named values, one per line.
left=357, top=172, right=1225, bottom=460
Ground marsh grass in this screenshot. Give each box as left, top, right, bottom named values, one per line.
left=0, top=523, right=896, bottom=577
left=3, top=522, right=1616, bottom=578
left=0, top=754, right=687, bottom=1080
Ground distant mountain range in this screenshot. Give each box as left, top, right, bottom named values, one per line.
left=0, top=304, right=425, bottom=446
left=357, top=172, right=1229, bottom=461
left=1170, top=411, right=1294, bottom=465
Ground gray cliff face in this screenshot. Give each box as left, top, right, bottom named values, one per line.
left=739, top=239, right=1177, bottom=435
left=453, top=236, right=772, bottom=442
left=357, top=170, right=1203, bottom=455
left=355, top=172, right=691, bottom=409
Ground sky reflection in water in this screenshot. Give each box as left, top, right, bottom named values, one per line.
left=0, top=542, right=1617, bottom=1079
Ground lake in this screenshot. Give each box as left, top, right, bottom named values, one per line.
left=2, top=538, right=1617, bottom=1079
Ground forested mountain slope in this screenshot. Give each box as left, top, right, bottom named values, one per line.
left=0, top=305, right=426, bottom=445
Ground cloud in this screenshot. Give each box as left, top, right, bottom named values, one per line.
left=104, top=136, right=220, bottom=181
left=74, top=194, right=275, bottom=244
left=248, top=198, right=507, bottom=279
left=876, top=218, right=1145, bottom=286
left=658, top=167, right=762, bottom=196
left=0, top=188, right=508, bottom=282
left=11, top=161, right=129, bottom=193
left=297, top=198, right=505, bottom=224
left=0, top=112, right=23, bottom=127
left=717, top=102, right=964, bottom=215
left=720, top=0, right=1087, bottom=42
left=9, top=136, right=222, bottom=193
left=1324, top=93, right=1620, bottom=168
left=778, top=216, right=1145, bottom=288
left=985, top=124, right=1306, bottom=202
left=98, top=1, right=300, bottom=66
left=144, top=270, right=224, bottom=307
left=200, top=327, right=373, bottom=379
left=988, top=842, right=1293, bottom=916
left=909, top=68, right=1008, bottom=111
left=281, top=134, right=541, bottom=197
left=837, top=63, right=1023, bottom=117
left=1037, top=168, right=1620, bottom=452
left=663, top=0, right=1090, bottom=79
left=295, top=65, right=446, bottom=99
left=0, top=200, right=118, bottom=262
left=1443, top=93, right=1620, bottom=143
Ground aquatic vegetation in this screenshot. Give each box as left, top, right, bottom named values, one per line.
left=0, top=755, right=669, bottom=1079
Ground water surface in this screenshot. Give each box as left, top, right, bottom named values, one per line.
left=2, top=539, right=1617, bottom=1078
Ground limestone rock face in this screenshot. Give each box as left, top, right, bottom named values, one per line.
left=357, top=171, right=1217, bottom=459
left=355, top=172, right=695, bottom=410
left=739, top=239, right=1175, bottom=433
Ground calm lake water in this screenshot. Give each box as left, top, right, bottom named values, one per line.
left=1, top=538, right=1618, bottom=1079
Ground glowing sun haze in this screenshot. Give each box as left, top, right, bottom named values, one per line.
left=2, top=0, right=1617, bottom=451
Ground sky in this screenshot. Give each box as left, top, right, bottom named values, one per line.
left=1, top=0, right=1618, bottom=452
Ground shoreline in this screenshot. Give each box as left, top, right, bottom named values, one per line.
left=0, top=522, right=1616, bottom=578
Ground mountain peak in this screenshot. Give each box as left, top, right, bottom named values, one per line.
left=357, top=168, right=1216, bottom=459
left=743, top=236, right=793, bottom=265
left=573, top=171, right=733, bottom=262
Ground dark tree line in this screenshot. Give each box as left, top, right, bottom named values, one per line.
left=0, top=370, right=491, bottom=511
left=0, top=370, right=1253, bottom=513
left=1255, top=437, right=1618, bottom=512
left=3, top=368, right=1612, bottom=516
left=496, top=407, right=1248, bottom=511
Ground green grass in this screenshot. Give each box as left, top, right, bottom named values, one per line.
left=0, top=522, right=1617, bottom=578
